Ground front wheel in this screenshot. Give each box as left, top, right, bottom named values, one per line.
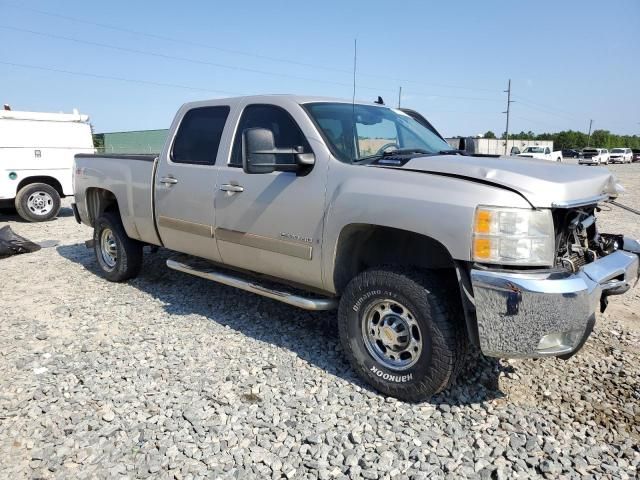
left=15, top=183, right=61, bottom=222
left=338, top=268, right=466, bottom=402
left=93, top=212, right=143, bottom=282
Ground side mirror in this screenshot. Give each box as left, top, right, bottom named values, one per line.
left=242, top=128, right=315, bottom=175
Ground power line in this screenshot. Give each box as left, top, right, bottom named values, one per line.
left=0, top=24, right=504, bottom=104
left=0, top=1, right=352, bottom=75
left=0, top=25, right=368, bottom=91
left=0, top=60, right=246, bottom=96
left=1, top=60, right=506, bottom=121
left=513, top=95, right=585, bottom=120
left=0, top=0, right=500, bottom=95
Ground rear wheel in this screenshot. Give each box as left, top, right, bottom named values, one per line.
left=93, top=212, right=143, bottom=282
left=15, top=183, right=61, bottom=222
left=338, top=267, right=467, bottom=402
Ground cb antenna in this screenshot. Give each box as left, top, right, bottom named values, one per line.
left=352, top=38, right=357, bottom=107
left=351, top=38, right=357, bottom=160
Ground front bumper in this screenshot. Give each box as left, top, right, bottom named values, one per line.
left=470, top=246, right=639, bottom=358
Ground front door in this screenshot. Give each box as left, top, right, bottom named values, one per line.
left=155, top=105, right=230, bottom=262
left=214, top=103, right=327, bottom=289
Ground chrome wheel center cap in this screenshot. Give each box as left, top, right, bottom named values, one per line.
left=361, top=299, right=423, bottom=371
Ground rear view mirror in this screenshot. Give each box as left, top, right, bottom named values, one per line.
left=242, top=128, right=315, bottom=175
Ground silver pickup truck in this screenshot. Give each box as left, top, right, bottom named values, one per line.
left=73, top=95, right=640, bottom=401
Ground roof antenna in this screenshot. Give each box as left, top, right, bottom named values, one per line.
left=351, top=38, right=357, bottom=108
left=374, top=96, right=384, bottom=105
left=351, top=38, right=357, bottom=160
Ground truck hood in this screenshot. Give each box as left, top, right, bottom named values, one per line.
left=394, top=154, right=621, bottom=208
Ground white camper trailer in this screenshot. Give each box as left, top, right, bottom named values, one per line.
left=0, top=107, right=94, bottom=221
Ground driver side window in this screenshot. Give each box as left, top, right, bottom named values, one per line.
left=356, top=118, right=398, bottom=157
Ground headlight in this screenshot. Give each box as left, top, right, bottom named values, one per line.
left=472, top=206, right=555, bottom=266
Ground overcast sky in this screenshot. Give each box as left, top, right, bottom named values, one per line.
left=2, top=0, right=639, bottom=136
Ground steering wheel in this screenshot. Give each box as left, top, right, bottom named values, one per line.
left=375, top=142, right=400, bottom=155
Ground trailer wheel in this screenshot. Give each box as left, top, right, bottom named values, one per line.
left=338, top=267, right=467, bottom=402
left=15, top=183, right=61, bottom=222
left=94, top=212, right=143, bottom=282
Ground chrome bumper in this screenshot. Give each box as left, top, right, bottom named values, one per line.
left=470, top=247, right=639, bottom=358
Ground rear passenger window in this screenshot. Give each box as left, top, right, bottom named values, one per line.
left=172, top=106, right=230, bottom=165
left=230, top=104, right=311, bottom=167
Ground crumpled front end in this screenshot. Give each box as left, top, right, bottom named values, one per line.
left=470, top=247, right=639, bottom=358
left=469, top=193, right=640, bottom=358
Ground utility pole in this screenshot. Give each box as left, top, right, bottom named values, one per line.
left=503, top=79, right=514, bottom=155
left=587, top=119, right=593, bottom=147
left=398, top=86, right=402, bottom=108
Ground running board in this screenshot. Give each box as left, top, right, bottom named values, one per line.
left=166, top=258, right=338, bottom=311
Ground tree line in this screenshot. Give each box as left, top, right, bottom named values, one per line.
left=482, top=130, right=640, bottom=150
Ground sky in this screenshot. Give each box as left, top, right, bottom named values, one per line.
left=1, top=0, right=639, bottom=136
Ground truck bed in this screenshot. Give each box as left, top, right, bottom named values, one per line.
left=74, top=153, right=161, bottom=246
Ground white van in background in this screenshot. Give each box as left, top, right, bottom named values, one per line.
left=0, top=107, right=94, bottom=221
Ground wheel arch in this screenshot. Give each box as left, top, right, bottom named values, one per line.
left=85, top=187, right=120, bottom=226
left=331, top=223, right=480, bottom=347
left=17, top=176, right=64, bottom=197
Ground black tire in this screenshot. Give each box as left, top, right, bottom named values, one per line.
left=338, top=267, right=467, bottom=402
left=93, top=211, right=143, bottom=282
left=14, top=183, right=61, bottom=222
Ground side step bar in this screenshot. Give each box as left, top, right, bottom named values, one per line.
left=166, top=259, right=338, bottom=311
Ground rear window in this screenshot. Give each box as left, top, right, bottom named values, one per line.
left=611, top=148, right=624, bottom=153
left=172, top=106, right=230, bottom=165
left=583, top=149, right=598, bottom=153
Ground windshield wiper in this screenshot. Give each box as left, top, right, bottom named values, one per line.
left=354, top=148, right=431, bottom=163
left=438, top=149, right=464, bottom=155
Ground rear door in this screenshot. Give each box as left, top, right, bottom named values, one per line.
left=213, top=101, right=328, bottom=289
left=154, top=104, right=231, bottom=262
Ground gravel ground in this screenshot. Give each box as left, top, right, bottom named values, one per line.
left=0, top=164, right=638, bottom=480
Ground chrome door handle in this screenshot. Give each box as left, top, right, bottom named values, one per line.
left=219, top=184, right=244, bottom=193
left=160, top=176, right=178, bottom=185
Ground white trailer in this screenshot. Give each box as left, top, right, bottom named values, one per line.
left=0, top=108, right=94, bottom=221
left=445, top=138, right=556, bottom=157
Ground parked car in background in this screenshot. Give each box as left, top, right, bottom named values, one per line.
left=633, top=149, right=640, bottom=162
left=562, top=149, right=580, bottom=158
left=517, top=146, right=563, bottom=162
left=0, top=107, right=94, bottom=221
left=609, top=148, right=633, bottom=164
left=579, top=148, right=609, bottom=165
left=73, top=94, right=640, bottom=401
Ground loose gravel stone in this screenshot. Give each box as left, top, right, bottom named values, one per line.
left=0, top=163, right=639, bottom=479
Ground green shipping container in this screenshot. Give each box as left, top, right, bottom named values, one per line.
left=97, top=129, right=169, bottom=154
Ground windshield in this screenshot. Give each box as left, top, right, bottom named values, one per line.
left=304, top=102, right=452, bottom=163
left=523, top=147, right=545, bottom=153
left=611, top=148, right=624, bottom=153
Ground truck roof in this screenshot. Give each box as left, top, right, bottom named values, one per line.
left=180, top=94, right=388, bottom=110
left=0, top=109, right=90, bottom=123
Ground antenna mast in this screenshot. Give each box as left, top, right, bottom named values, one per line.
left=352, top=39, right=357, bottom=106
